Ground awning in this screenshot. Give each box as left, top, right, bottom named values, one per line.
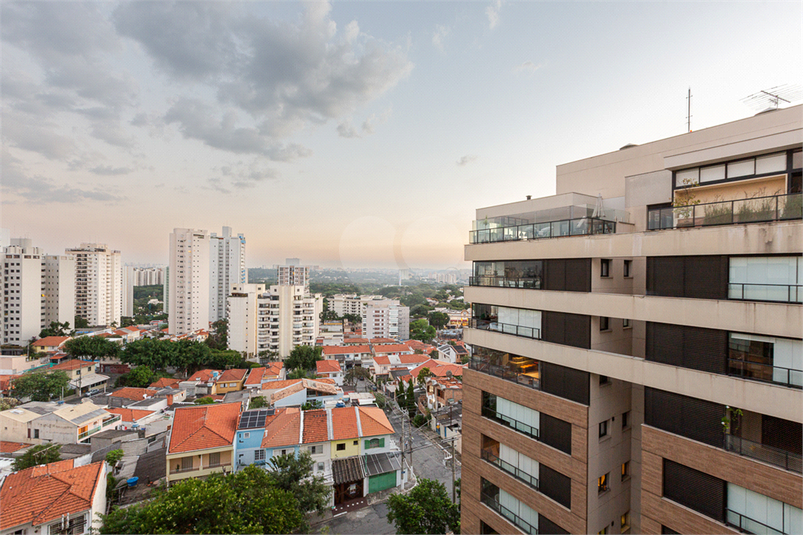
left=364, top=451, right=402, bottom=477
left=70, top=373, right=110, bottom=388
left=332, top=456, right=365, bottom=485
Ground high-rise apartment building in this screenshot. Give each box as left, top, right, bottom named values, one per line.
left=227, top=284, right=322, bottom=359
left=362, top=299, right=410, bottom=340
left=209, top=227, right=246, bottom=322
left=329, top=294, right=385, bottom=317
left=43, top=255, right=76, bottom=328
left=67, top=243, right=122, bottom=327
left=276, top=265, right=310, bottom=287
left=168, top=229, right=210, bottom=335
left=461, top=107, right=802, bottom=535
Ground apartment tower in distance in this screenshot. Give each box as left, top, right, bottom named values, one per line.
left=461, top=106, right=802, bottom=535
left=209, top=227, right=246, bottom=322
left=168, top=229, right=210, bottom=336
left=66, top=243, right=121, bottom=327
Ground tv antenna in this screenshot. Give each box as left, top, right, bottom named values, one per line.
left=741, top=84, right=802, bottom=113
left=686, top=87, right=692, bottom=133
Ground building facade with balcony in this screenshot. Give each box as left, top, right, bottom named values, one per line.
left=168, top=228, right=211, bottom=336
left=209, top=226, right=247, bottom=323
left=66, top=243, right=122, bottom=328
left=461, top=106, right=802, bottom=535
left=243, top=284, right=322, bottom=359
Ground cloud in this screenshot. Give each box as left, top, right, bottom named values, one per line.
left=337, top=121, right=361, bottom=139
left=486, top=0, right=502, bottom=30
left=514, top=61, right=543, bottom=75
left=2, top=149, right=124, bottom=203
left=208, top=160, right=280, bottom=191
left=2, top=110, right=76, bottom=159
left=89, top=165, right=134, bottom=176
left=432, top=25, right=450, bottom=53
left=115, top=1, right=412, bottom=146
left=457, top=155, right=478, bottom=166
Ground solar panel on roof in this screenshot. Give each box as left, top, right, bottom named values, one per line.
left=239, top=409, right=270, bottom=429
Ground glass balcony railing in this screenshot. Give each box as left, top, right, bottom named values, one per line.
left=470, top=319, right=541, bottom=340
left=648, top=192, right=802, bottom=231
left=78, top=426, right=102, bottom=440
left=727, top=358, right=803, bottom=389
left=469, top=275, right=542, bottom=289
left=480, top=492, right=539, bottom=535
left=728, top=283, right=802, bottom=304
left=469, top=356, right=541, bottom=390
left=481, top=450, right=540, bottom=491
left=724, top=434, right=802, bottom=474
left=482, top=406, right=540, bottom=441
left=470, top=217, right=616, bottom=244
left=726, top=509, right=788, bottom=535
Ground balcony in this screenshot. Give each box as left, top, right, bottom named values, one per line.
left=470, top=217, right=616, bottom=244
left=102, top=414, right=122, bottom=427
left=481, top=406, right=539, bottom=441
left=204, top=462, right=231, bottom=470
left=470, top=275, right=541, bottom=289
left=648, top=192, right=802, bottom=231
left=470, top=319, right=541, bottom=341
left=724, top=434, right=802, bottom=474
left=480, top=492, right=539, bottom=535
left=728, top=283, right=802, bottom=304
left=726, top=509, right=789, bottom=535
left=170, top=465, right=199, bottom=474
left=727, top=358, right=803, bottom=389
left=469, top=354, right=541, bottom=390
left=78, top=426, right=102, bottom=441
left=481, top=449, right=539, bottom=491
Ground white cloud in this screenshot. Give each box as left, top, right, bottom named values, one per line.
left=486, top=0, right=502, bottom=30
left=514, top=61, right=544, bottom=75
left=456, top=155, right=478, bottom=166
left=432, top=24, right=450, bottom=53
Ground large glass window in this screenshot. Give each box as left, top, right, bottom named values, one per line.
left=729, top=256, right=802, bottom=303
left=727, top=482, right=803, bottom=535
left=472, top=304, right=541, bottom=339
left=482, top=392, right=540, bottom=438
left=728, top=333, right=803, bottom=388
left=472, top=261, right=542, bottom=289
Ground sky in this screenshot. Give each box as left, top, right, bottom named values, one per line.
left=2, top=1, right=801, bottom=270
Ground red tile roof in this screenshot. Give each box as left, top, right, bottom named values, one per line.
left=266, top=362, right=283, bottom=375
left=51, top=359, right=94, bottom=371
left=105, top=408, right=154, bottom=422
left=358, top=406, right=395, bottom=437
left=168, top=403, right=240, bottom=454
left=302, top=409, right=329, bottom=444
left=149, top=377, right=180, bottom=389
left=373, top=356, right=391, bottom=365
left=316, top=360, right=341, bottom=374
left=399, top=354, right=430, bottom=364
left=244, top=367, right=266, bottom=385
left=330, top=407, right=359, bottom=441
left=187, top=369, right=221, bottom=382
left=0, top=441, right=31, bottom=454
left=109, top=387, right=158, bottom=400
left=322, top=344, right=371, bottom=355
left=31, top=336, right=71, bottom=347
left=343, top=338, right=369, bottom=345
left=0, top=460, right=103, bottom=530
left=372, top=344, right=413, bottom=354
left=261, top=407, right=301, bottom=448
left=261, top=379, right=303, bottom=391
left=216, top=368, right=247, bottom=383
left=405, top=340, right=436, bottom=352
left=369, top=338, right=396, bottom=344
left=0, top=375, right=21, bottom=392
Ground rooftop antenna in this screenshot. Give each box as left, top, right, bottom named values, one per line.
left=741, top=84, right=803, bottom=113
left=686, top=87, right=692, bottom=133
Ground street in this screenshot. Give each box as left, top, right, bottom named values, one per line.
left=316, top=382, right=461, bottom=534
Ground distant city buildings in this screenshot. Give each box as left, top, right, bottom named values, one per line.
left=66, top=243, right=122, bottom=328
left=327, top=294, right=409, bottom=340
left=123, top=265, right=166, bottom=317
left=2, top=239, right=49, bottom=345
left=276, top=264, right=310, bottom=288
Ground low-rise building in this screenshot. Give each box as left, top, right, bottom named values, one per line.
left=0, top=354, right=50, bottom=376
left=0, top=460, right=107, bottom=535
left=321, top=344, right=372, bottom=369
left=213, top=369, right=248, bottom=394
left=51, top=359, right=109, bottom=395
left=316, top=359, right=343, bottom=386
left=31, top=336, right=71, bottom=353
left=166, top=402, right=239, bottom=485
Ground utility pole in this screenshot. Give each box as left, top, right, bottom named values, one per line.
left=451, top=438, right=456, bottom=504
left=686, top=87, right=693, bottom=133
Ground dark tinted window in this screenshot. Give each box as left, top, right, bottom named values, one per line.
left=646, top=322, right=727, bottom=374
left=647, top=256, right=728, bottom=299
left=540, top=413, right=572, bottom=455
left=539, top=514, right=570, bottom=535
left=663, top=459, right=725, bottom=522
left=539, top=464, right=571, bottom=508
left=645, top=388, right=724, bottom=447
left=541, top=362, right=590, bottom=405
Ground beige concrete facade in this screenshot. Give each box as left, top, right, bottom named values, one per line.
left=462, top=107, right=802, bottom=534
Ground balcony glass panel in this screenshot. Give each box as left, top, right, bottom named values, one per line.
left=648, top=193, right=801, bottom=231
left=482, top=392, right=540, bottom=440
left=469, top=346, right=541, bottom=389
left=472, top=304, right=542, bottom=340
left=481, top=479, right=539, bottom=535
left=728, top=333, right=803, bottom=388
left=727, top=482, right=803, bottom=535
left=472, top=260, right=543, bottom=289
left=729, top=256, right=802, bottom=303
left=725, top=435, right=802, bottom=474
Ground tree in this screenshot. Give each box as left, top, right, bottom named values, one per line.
left=105, top=449, right=124, bottom=467
left=205, top=319, right=228, bottom=350
left=342, top=313, right=362, bottom=324
left=11, top=370, right=70, bottom=401
left=285, top=345, right=322, bottom=372
left=64, top=336, right=119, bottom=360
left=194, top=396, right=216, bottom=404
left=258, top=350, right=280, bottom=362
left=406, top=380, right=417, bottom=418
left=249, top=396, right=268, bottom=409
left=116, top=366, right=171, bottom=388
left=396, top=382, right=407, bottom=408
left=100, top=466, right=304, bottom=534
left=344, top=366, right=371, bottom=385
left=13, top=444, right=62, bottom=471
left=266, top=452, right=331, bottom=516
left=410, top=304, right=432, bottom=318
left=74, top=315, right=89, bottom=329
left=417, top=367, right=432, bottom=387
left=387, top=478, right=460, bottom=535
left=410, top=318, right=436, bottom=343
left=428, top=312, right=450, bottom=330
left=301, top=400, right=323, bottom=411
left=38, top=321, right=71, bottom=338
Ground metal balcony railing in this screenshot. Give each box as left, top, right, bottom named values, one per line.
left=724, top=434, right=802, bottom=474
left=469, top=356, right=541, bottom=390
left=481, top=450, right=539, bottom=491
left=469, top=275, right=541, bottom=289
left=480, top=492, right=539, bottom=535
left=470, top=319, right=541, bottom=340
left=481, top=406, right=540, bottom=441
left=726, top=508, right=789, bottom=535
left=170, top=465, right=199, bottom=474
left=727, top=358, right=803, bottom=389
left=470, top=217, right=616, bottom=244
left=727, top=283, right=802, bottom=304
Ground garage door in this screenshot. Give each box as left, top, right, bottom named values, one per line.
left=368, top=471, right=396, bottom=493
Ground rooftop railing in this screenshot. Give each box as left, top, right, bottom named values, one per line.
left=648, top=192, right=802, bottom=231
left=470, top=217, right=616, bottom=244
left=724, top=434, right=802, bottom=474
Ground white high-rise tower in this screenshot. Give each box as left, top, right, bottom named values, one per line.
left=168, top=229, right=211, bottom=335
left=209, top=227, right=246, bottom=322
left=66, top=243, right=122, bottom=327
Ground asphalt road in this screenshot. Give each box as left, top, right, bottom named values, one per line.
left=317, top=382, right=461, bottom=534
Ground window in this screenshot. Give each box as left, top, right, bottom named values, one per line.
left=254, top=449, right=265, bottom=461
left=598, top=472, right=610, bottom=494
left=365, top=438, right=385, bottom=449
left=33, top=429, right=39, bottom=439
left=622, top=411, right=630, bottom=430
left=622, top=318, right=630, bottom=329
left=181, top=456, right=193, bottom=470
left=599, top=529, right=608, bottom=535
left=621, top=461, right=630, bottom=481
left=243, top=432, right=250, bottom=439
left=353, top=440, right=358, bottom=446
left=623, top=260, right=632, bottom=278
left=208, top=452, right=220, bottom=466
left=317, top=462, right=325, bottom=472
left=336, top=443, right=346, bottom=451
left=599, top=420, right=609, bottom=438
left=601, top=259, right=611, bottom=278
left=621, top=511, right=631, bottom=533
left=600, top=317, right=610, bottom=331
left=49, top=514, right=85, bottom=535
left=308, top=445, right=322, bottom=454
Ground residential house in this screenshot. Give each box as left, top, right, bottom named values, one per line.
left=266, top=379, right=342, bottom=408
left=8, top=401, right=122, bottom=444
left=166, top=402, right=240, bottom=485
left=0, top=460, right=107, bottom=535
left=436, top=344, right=458, bottom=364
left=425, top=376, right=463, bottom=411
left=0, top=407, right=41, bottom=444
left=179, top=369, right=221, bottom=397
left=0, top=354, right=51, bottom=376
left=104, top=408, right=157, bottom=429
left=243, top=363, right=285, bottom=390
left=321, top=344, right=372, bottom=370
left=108, top=387, right=159, bottom=406
left=233, top=408, right=275, bottom=469
left=31, top=336, right=71, bottom=353
left=261, top=407, right=301, bottom=462
left=301, top=408, right=333, bottom=486
left=316, top=359, right=343, bottom=386
left=213, top=369, right=248, bottom=394
left=50, top=359, right=109, bottom=395
left=149, top=377, right=181, bottom=389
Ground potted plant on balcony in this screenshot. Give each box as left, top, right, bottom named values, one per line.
left=703, top=195, right=732, bottom=226
left=672, top=178, right=700, bottom=227
left=736, top=188, right=777, bottom=223
left=781, top=192, right=803, bottom=220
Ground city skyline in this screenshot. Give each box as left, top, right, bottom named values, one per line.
left=3, top=1, right=801, bottom=270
